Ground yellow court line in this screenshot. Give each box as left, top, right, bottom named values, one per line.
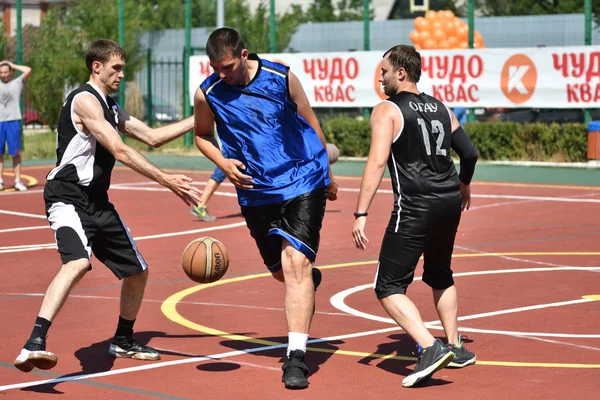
left=161, top=252, right=600, bottom=369
left=0, top=172, right=38, bottom=192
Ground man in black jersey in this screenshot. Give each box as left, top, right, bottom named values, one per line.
left=13, top=39, right=202, bottom=373
left=352, top=45, right=478, bottom=388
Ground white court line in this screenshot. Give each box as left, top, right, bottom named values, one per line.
left=0, top=222, right=248, bottom=254
left=2, top=266, right=600, bottom=391
left=0, top=324, right=423, bottom=392
left=0, top=209, right=47, bottom=219
left=0, top=225, right=47, bottom=234
left=112, top=181, right=600, bottom=204
left=454, top=245, right=581, bottom=269
left=0, top=293, right=349, bottom=317
left=330, top=266, right=600, bottom=338
left=111, top=186, right=238, bottom=197
left=505, top=335, right=600, bottom=352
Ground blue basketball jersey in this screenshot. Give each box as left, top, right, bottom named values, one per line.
left=200, top=54, right=330, bottom=207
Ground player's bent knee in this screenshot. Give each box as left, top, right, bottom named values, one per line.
left=62, top=258, right=90, bottom=278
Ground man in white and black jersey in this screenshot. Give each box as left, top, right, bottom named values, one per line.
left=352, top=45, right=478, bottom=388
left=13, top=39, right=202, bottom=373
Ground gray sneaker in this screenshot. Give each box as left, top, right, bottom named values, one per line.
left=447, top=335, right=476, bottom=368
left=190, top=205, right=217, bottom=222
left=14, top=181, right=28, bottom=191
left=402, top=339, right=455, bottom=388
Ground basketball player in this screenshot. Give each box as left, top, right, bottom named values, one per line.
left=13, top=39, right=202, bottom=373
left=352, top=45, right=478, bottom=388
left=193, top=28, right=338, bottom=389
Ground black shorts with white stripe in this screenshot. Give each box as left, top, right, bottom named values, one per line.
left=44, top=180, right=147, bottom=279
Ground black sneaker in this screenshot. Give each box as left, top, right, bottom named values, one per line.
left=109, top=336, right=161, bottom=361
left=13, top=336, right=58, bottom=372
left=447, top=336, right=476, bottom=368
left=402, top=339, right=455, bottom=388
left=281, top=350, right=310, bottom=389
left=312, top=267, right=322, bottom=291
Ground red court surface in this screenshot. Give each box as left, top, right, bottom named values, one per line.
left=1, top=165, right=599, bottom=399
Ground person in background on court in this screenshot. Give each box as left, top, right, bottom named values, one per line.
left=0, top=60, right=32, bottom=191
left=194, top=27, right=338, bottom=389
left=191, top=143, right=340, bottom=222
left=452, top=106, right=468, bottom=125
left=351, top=45, right=478, bottom=388
left=13, top=39, right=202, bottom=373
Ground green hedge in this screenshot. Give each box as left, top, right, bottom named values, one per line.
left=322, top=117, right=589, bottom=162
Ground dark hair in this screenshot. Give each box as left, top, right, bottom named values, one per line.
left=85, top=39, right=127, bottom=73
left=383, top=45, right=422, bottom=83
left=206, top=27, right=245, bottom=61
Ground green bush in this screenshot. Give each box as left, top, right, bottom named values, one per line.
left=321, top=118, right=589, bottom=162
left=23, top=119, right=589, bottom=163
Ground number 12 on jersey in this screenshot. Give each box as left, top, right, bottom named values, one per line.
left=417, top=118, right=447, bottom=156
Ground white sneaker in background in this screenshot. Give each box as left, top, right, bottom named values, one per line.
left=14, top=181, right=28, bottom=191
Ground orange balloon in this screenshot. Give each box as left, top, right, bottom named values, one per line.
left=453, top=17, right=466, bottom=29
left=444, top=10, right=456, bottom=20
left=438, top=40, right=451, bottom=49
left=459, top=41, right=469, bottom=49
left=419, top=29, right=432, bottom=42
left=409, top=30, right=421, bottom=45
left=441, top=20, right=456, bottom=36
left=474, top=40, right=485, bottom=49
left=414, top=16, right=428, bottom=33
left=430, top=20, right=443, bottom=32
left=456, top=26, right=468, bottom=40
left=432, top=29, right=446, bottom=42
left=446, top=36, right=459, bottom=48
left=422, top=38, right=437, bottom=50
left=425, top=10, right=438, bottom=22
left=414, top=44, right=423, bottom=50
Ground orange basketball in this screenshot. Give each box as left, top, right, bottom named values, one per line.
left=181, top=237, right=229, bottom=283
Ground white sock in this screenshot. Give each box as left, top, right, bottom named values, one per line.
left=287, top=332, right=308, bottom=356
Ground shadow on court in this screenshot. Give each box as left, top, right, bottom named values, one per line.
left=218, top=334, right=343, bottom=378
left=21, top=330, right=214, bottom=394
left=357, top=333, right=458, bottom=387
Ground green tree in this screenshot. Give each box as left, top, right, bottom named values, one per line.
left=0, top=25, right=8, bottom=60
left=302, top=0, right=373, bottom=22
left=25, top=11, right=81, bottom=128
left=25, top=1, right=150, bottom=127
left=474, top=0, right=600, bottom=24
left=140, top=0, right=217, bottom=31
left=388, top=0, right=460, bottom=19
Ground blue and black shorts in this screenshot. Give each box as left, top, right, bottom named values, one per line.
left=241, top=188, right=327, bottom=272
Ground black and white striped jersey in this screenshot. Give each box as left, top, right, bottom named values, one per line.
left=384, top=91, right=460, bottom=216
left=46, top=83, right=119, bottom=196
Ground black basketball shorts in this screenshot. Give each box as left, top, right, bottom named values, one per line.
left=45, top=199, right=148, bottom=279
left=374, top=195, right=462, bottom=299
left=241, top=188, right=327, bottom=272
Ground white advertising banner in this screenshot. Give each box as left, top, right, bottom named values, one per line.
left=189, top=46, right=600, bottom=108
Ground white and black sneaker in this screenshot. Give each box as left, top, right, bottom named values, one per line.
left=402, top=339, right=455, bottom=388
left=109, top=336, right=160, bottom=361
left=13, top=336, right=58, bottom=372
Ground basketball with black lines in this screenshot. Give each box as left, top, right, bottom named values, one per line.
left=181, top=237, right=229, bottom=283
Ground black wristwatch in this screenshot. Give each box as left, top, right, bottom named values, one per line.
left=353, top=212, right=368, bottom=218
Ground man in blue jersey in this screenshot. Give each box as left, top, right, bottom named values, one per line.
left=193, top=27, right=338, bottom=389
